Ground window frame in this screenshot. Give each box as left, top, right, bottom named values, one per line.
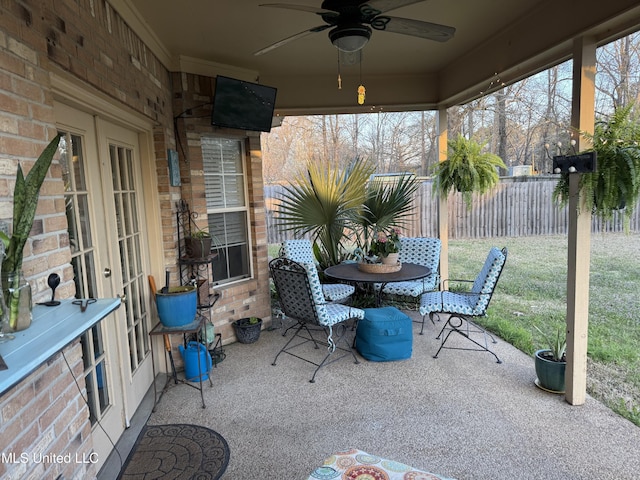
left=201, top=135, right=254, bottom=285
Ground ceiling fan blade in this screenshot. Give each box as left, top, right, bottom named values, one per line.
left=254, top=25, right=331, bottom=56
left=259, top=3, right=336, bottom=15
left=379, top=16, right=455, bottom=42
left=361, top=0, right=427, bottom=15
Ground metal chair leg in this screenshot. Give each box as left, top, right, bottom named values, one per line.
left=432, top=314, right=502, bottom=363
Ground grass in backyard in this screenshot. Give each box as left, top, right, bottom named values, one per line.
left=448, top=234, right=640, bottom=426
left=269, top=234, right=640, bottom=425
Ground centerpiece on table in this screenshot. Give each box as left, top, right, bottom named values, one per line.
left=358, top=228, right=402, bottom=273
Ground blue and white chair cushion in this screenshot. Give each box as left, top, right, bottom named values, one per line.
left=419, top=246, right=506, bottom=318
left=303, top=262, right=364, bottom=327
left=418, top=247, right=507, bottom=362
left=282, top=239, right=355, bottom=302
left=375, top=237, right=441, bottom=297
left=269, top=257, right=364, bottom=382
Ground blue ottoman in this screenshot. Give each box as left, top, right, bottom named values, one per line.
left=356, top=307, right=413, bottom=361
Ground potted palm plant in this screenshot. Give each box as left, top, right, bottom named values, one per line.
left=0, top=133, right=62, bottom=332
left=277, top=157, right=419, bottom=269
left=534, top=325, right=567, bottom=393
left=433, top=134, right=506, bottom=208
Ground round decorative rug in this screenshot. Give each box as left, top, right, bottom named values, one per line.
left=118, top=424, right=230, bottom=479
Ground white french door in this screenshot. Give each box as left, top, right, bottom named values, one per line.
left=55, top=103, right=154, bottom=464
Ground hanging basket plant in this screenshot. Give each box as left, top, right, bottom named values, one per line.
left=553, top=105, right=640, bottom=229
left=433, top=134, right=506, bottom=208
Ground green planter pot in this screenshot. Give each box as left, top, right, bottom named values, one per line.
left=534, top=349, right=566, bottom=393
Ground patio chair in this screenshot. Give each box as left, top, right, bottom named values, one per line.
left=374, top=237, right=441, bottom=319
left=269, top=257, right=364, bottom=382
left=419, top=246, right=507, bottom=363
left=281, top=239, right=355, bottom=303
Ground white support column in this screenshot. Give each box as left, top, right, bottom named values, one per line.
left=565, top=37, right=596, bottom=405
left=436, top=108, right=449, bottom=284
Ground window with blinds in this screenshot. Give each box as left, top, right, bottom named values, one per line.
left=201, top=137, right=251, bottom=283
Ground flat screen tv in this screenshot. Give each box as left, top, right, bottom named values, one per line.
left=211, top=76, right=277, bottom=133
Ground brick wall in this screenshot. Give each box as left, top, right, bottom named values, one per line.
left=171, top=72, right=272, bottom=341
left=0, top=341, right=96, bottom=480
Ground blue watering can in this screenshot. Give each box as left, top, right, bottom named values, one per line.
left=178, top=341, right=212, bottom=382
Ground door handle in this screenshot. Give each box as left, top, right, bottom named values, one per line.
left=103, top=267, right=111, bottom=278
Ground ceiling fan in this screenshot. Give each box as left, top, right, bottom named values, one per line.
left=254, top=0, right=455, bottom=56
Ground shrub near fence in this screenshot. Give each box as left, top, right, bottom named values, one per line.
left=265, top=176, right=640, bottom=243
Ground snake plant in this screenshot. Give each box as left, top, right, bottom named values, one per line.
left=0, top=133, right=62, bottom=328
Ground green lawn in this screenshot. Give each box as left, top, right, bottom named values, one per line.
left=448, top=234, right=640, bottom=425
left=269, top=234, right=640, bottom=425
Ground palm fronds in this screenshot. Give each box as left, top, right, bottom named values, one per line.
left=276, top=157, right=374, bottom=267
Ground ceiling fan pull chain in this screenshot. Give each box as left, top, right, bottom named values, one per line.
left=357, top=85, right=366, bottom=105
left=357, top=56, right=365, bottom=105
left=337, top=50, right=342, bottom=89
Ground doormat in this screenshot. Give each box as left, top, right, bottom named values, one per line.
left=117, top=424, right=230, bottom=479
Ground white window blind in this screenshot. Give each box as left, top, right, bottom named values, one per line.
left=201, top=137, right=250, bottom=283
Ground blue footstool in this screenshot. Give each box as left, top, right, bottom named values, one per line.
left=355, top=307, right=413, bottom=361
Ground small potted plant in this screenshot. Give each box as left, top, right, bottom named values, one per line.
left=533, top=325, right=567, bottom=393
left=184, top=228, right=216, bottom=259
left=433, top=134, right=506, bottom=208
left=232, top=316, right=262, bottom=344
left=0, top=133, right=62, bottom=332
left=369, top=228, right=401, bottom=265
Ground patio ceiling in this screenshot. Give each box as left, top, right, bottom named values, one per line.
left=117, top=0, right=640, bottom=114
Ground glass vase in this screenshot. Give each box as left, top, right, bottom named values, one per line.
left=2, top=271, right=32, bottom=332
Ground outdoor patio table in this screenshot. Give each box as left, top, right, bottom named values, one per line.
left=324, top=262, right=430, bottom=307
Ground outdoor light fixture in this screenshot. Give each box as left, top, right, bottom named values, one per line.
left=329, top=25, right=371, bottom=52
left=546, top=140, right=597, bottom=173
left=552, top=152, right=597, bottom=174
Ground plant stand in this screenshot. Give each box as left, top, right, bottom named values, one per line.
left=149, top=316, right=212, bottom=410
left=176, top=200, right=220, bottom=354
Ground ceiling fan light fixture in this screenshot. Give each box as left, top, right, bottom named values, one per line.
left=329, top=25, right=371, bottom=52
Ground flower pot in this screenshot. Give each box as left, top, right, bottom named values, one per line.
left=155, top=286, right=197, bottom=327
left=534, top=349, right=566, bottom=393
left=381, top=253, right=399, bottom=265
left=2, top=271, right=32, bottom=332
left=232, top=317, right=262, bottom=344
left=185, top=236, right=213, bottom=258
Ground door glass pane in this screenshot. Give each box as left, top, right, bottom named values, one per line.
left=59, top=130, right=111, bottom=426
left=108, top=141, right=150, bottom=373
left=78, top=195, right=92, bottom=251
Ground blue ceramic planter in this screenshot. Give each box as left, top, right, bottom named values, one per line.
left=155, top=286, right=197, bottom=327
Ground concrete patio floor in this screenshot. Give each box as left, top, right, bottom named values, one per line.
left=116, top=310, right=640, bottom=479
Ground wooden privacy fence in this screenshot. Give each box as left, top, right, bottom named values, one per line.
left=265, top=177, right=640, bottom=244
